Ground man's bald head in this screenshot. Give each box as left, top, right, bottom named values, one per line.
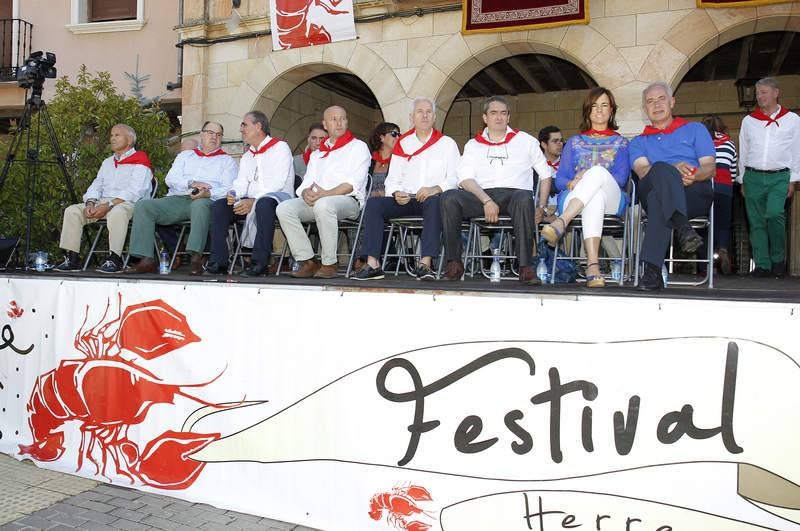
left=322, top=106, right=348, bottom=141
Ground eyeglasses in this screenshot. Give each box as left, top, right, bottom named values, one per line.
left=389, top=131, right=401, bottom=137
left=202, top=129, right=223, bottom=137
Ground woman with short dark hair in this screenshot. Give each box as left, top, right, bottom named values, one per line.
left=367, top=122, right=400, bottom=197
left=540, top=87, right=631, bottom=288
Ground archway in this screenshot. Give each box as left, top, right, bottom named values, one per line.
left=441, top=53, right=597, bottom=146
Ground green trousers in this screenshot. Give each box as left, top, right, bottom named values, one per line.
left=129, top=195, right=211, bottom=258
left=743, top=169, right=790, bottom=270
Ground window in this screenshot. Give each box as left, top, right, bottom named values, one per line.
left=88, top=0, right=137, bottom=23
left=67, top=0, right=144, bottom=34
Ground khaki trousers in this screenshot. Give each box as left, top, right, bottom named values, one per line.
left=59, top=199, right=134, bottom=255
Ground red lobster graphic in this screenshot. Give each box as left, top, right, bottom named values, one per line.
left=7, top=300, right=23, bottom=318
left=273, top=0, right=349, bottom=49
left=18, top=297, right=224, bottom=490
left=369, top=485, right=434, bottom=531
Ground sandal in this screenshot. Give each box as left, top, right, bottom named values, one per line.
left=541, top=217, right=566, bottom=246
left=585, top=262, right=605, bottom=288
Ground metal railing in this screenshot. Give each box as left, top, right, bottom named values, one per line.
left=0, top=19, right=33, bottom=82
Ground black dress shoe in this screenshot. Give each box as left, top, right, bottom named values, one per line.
left=749, top=267, right=772, bottom=278
left=240, top=263, right=268, bottom=277
left=637, top=261, right=664, bottom=291
left=678, top=225, right=703, bottom=254
left=204, top=261, right=227, bottom=275
left=772, top=261, right=786, bottom=278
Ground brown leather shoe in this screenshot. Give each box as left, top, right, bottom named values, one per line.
left=292, top=259, right=320, bottom=278
left=126, top=256, right=157, bottom=274
left=189, top=253, right=204, bottom=276
left=442, top=260, right=464, bottom=281
left=313, top=263, right=338, bottom=279
left=519, top=265, right=542, bottom=285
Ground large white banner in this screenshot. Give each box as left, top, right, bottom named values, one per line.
left=1, top=277, right=799, bottom=531
left=269, top=0, right=356, bottom=50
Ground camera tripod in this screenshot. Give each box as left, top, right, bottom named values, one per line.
left=0, top=89, right=77, bottom=269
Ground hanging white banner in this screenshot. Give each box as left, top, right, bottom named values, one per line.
left=269, top=0, right=357, bottom=50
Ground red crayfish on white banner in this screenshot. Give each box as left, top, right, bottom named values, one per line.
left=369, top=484, right=435, bottom=531
left=18, top=296, right=228, bottom=490
left=273, top=0, right=349, bottom=49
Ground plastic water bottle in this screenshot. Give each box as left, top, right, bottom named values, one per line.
left=661, top=264, right=669, bottom=287
left=611, top=260, right=622, bottom=282
left=489, top=249, right=501, bottom=282
left=536, top=257, right=549, bottom=283
left=34, top=251, right=48, bottom=272
left=159, top=249, right=170, bottom=275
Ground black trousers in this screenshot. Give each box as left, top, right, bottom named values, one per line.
left=639, top=162, right=713, bottom=267
left=440, top=187, right=535, bottom=267
left=209, top=197, right=279, bottom=266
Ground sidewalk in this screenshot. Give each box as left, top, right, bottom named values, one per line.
left=0, top=454, right=316, bottom=531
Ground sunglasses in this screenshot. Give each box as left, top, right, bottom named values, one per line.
left=389, top=131, right=401, bottom=137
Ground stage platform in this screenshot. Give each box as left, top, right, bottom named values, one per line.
left=2, top=267, right=798, bottom=303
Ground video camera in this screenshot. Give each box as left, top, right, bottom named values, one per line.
left=16, top=51, right=57, bottom=91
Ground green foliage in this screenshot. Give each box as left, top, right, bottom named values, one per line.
left=0, top=66, right=173, bottom=258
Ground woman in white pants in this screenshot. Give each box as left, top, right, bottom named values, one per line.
left=541, top=87, right=630, bottom=288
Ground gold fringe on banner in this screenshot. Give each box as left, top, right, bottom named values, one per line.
left=697, top=0, right=793, bottom=8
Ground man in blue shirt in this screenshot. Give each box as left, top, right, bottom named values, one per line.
left=630, top=81, right=716, bottom=290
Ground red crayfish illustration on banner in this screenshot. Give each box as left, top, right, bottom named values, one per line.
left=7, top=300, right=23, bottom=318
left=369, top=485, right=435, bottom=531
left=18, top=296, right=226, bottom=490
left=273, top=0, right=349, bottom=49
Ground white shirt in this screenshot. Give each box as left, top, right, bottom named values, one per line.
left=384, top=131, right=460, bottom=196
left=738, top=105, right=800, bottom=182
left=231, top=136, right=295, bottom=199
left=164, top=149, right=238, bottom=201
left=298, top=135, right=370, bottom=206
left=458, top=127, right=553, bottom=191
left=83, top=147, right=153, bottom=203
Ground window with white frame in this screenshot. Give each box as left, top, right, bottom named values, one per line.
left=66, top=0, right=145, bottom=34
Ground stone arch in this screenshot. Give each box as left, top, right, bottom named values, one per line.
left=215, top=40, right=407, bottom=142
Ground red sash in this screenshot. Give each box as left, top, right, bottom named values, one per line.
left=547, top=159, right=560, bottom=170
left=249, top=137, right=282, bottom=156
left=319, top=130, right=355, bottom=158
left=392, top=129, right=444, bottom=161
left=371, top=151, right=392, bottom=165
left=302, top=148, right=312, bottom=165
left=712, top=132, right=731, bottom=147
left=193, top=148, right=227, bottom=157
left=114, top=150, right=152, bottom=169
left=582, top=129, right=619, bottom=137
left=473, top=128, right=518, bottom=146
left=641, top=117, right=689, bottom=136
left=749, top=106, right=790, bottom=127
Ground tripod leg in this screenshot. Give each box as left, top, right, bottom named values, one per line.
left=39, top=103, right=78, bottom=204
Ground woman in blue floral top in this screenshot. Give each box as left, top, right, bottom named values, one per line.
left=541, top=87, right=630, bottom=288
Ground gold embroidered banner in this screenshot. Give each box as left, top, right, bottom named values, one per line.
left=462, top=0, right=588, bottom=35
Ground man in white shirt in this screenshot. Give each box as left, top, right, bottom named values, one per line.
left=53, top=124, right=153, bottom=274
left=738, top=77, right=800, bottom=278
left=126, top=121, right=238, bottom=275
left=440, top=96, right=553, bottom=283
left=205, top=111, right=295, bottom=275
left=353, top=97, right=459, bottom=281
left=276, top=105, right=370, bottom=279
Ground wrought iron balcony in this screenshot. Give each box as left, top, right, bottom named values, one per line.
left=0, top=19, right=33, bottom=83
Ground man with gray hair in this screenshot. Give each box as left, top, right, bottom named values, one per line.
left=738, top=77, right=800, bottom=278
left=354, top=97, right=460, bottom=280
left=53, top=123, right=153, bottom=273
left=629, top=81, right=715, bottom=290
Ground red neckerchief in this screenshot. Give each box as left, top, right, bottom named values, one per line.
left=193, top=148, right=227, bottom=157
left=249, top=137, right=281, bottom=156
left=750, top=106, right=790, bottom=127
left=302, top=148, right=312, bottom=165
left=372, top=150, right=392, bottom=165
left=114, top=150, right=152, bottom=169
left=712, top=132, right=731, bottom=147
left=641, top=117, right=689, bottom=136
left=547, top=159, right=560, bottom=170
left=318, top=130, right=355, bottom=158
left=392, top=128, right=444, bottom=161
left=474, top=128, right=518, bottom=146
left=582, top=129, right=620, bottom=137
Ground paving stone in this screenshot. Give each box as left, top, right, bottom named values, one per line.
left=15, top=515, right=55, bottom=529
left=50, top=511, right=90, bottom=527
left=46, top=525, right=79, bottom=531
left=77, top=491, right=114, bottom=504
left=0, top=523, right=26, bottom=531
left=197, top=511, right=234, bottom=525
left=108, top=508, right=145, bottom=523
left=91, top=487, right=142, bottom=501
left=76, top=521, right=118, bottom=531
left=140, top=515, right=182, bottom=530
left=47, top=503, right=89, bottom=516
left=106, top=499, right=147, bottom=511
left=259, top=520, right=296, bottom=530
left=70, top=500, right=118, bottom=514
left=80, top=509, right=118, bottom=525
left=109, top=519, right=149, bottom=531
left=199, top=523, right=236, bottom=531
left=136, top=496, right=173, bottom=510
